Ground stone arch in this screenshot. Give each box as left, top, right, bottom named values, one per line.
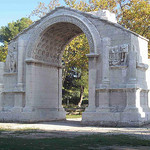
left=26, top=14, right=101, bottom=62
left=23, top=11, right=101, bottom=121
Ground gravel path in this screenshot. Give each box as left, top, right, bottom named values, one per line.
left=0, top=118, right=150, bottom=139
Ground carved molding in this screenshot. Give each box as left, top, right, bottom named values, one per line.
left=136, top=62, right=149, bottom=70
left=25, top=58, right=62, bottom=68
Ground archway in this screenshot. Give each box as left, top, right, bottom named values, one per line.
left=24, top=15, right=100, bottom=121
left=62, top=33, right=89, bottom=119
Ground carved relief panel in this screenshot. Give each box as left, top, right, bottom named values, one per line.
left=5, top=42, right=18, bottom=73
left=109, top=44, right=128, bottom=66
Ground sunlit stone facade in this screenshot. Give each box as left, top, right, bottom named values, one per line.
left=0, top=7, right=150, bottom=126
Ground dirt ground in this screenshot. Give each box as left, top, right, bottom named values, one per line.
left=0, top=118, right=150, bottom=140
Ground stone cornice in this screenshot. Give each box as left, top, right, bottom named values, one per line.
left=25, top=58, right=62, bottom=68
left=3, top=72, right=17, bottom=76
left=136, top=63, right=149, bottom=70
left=86, top=53, right=99, bottom=58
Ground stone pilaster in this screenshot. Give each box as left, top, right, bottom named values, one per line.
left=124, top=88, right=140, bottom=112
left=11, top=39, right=25, bottom=112
left=12, top=93, right=24, bottom=112
left=123, top=88, right=148, bottom=121
left=124, top=48, right=139, bottom=112
left=101, top=37, right=110, bottom=86
left=0, top=84, right=4, bottom=111
left=140, top=90, right=150, bottom=112
left=122, top=88, right=147, bottom=124
left=0, top=62, right=4, bottom=111
left=96, top=89, right=110, bottom=112
left=127, top=49, right=137, bottom=85
left=96, top=38, right=110, bottom=112
left=23, top=62, right=35, bottom=112
left=85, top=53, right=99, bottom=112
left=17, top=38, right=25, bottom=90
left=58, top=67, right=65, bottom=111
left=148, top=90, right=150, bottom=109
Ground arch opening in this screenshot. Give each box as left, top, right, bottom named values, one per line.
left=62, top=33, right=89, bottom=119
left=27, top=22, right=91, bottom=121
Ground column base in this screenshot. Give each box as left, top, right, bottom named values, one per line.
left=16, top=83, right=24, bottom=91
left=0, top=108, right=66, bottom=122
left=82, top=111, right=120, bottom=126
left=84, top=106, right=96, bottom=112
left=11, top=107, right=23, bottom=112
left=82, top=111, right=150, bottom=127
left=124, top=106, right=139, bottom=112
left=96, top=106, right=110, bottom=112
left=0, top=107, right=3, bottom=111
left=23, top=106, right=35, bottom=112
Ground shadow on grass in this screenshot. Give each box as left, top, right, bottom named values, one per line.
left=0, top=134, right=150, bottom=150
left=0, top=119, right=83, bottom=128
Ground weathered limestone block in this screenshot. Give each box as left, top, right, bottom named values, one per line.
left=88, top=10, right=117, bottom=23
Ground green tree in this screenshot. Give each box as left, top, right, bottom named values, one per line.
left=62, top=34, right=89, bottom=106
left=62, top=34, right=89, bottom=83
left=0, top=17, right=33, bottom=61
left=116, top=0, right=150, bottom=57
left=0, top=41, right=8, bottom=62
left=75, top=69, right=88, bottom=107
left=0, top=17, right=33, bottom=43
left=62, top=67, right=88, bottom=107
left=30, top=0, right=60, bottom=18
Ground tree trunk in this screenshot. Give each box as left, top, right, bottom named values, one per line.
left=62, top=66, right=68, bottom=86
left=78, top=86, right=84, bottom=107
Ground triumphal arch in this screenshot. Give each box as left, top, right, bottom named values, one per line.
left=0, top=7, right=150, bottom=126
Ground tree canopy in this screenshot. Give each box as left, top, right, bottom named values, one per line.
left=0, top=17, right=33, bottom=62
left=0, top=17, right=33, bottom=43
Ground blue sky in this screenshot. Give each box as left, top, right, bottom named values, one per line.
left=0, top=0, right=66, bottom=27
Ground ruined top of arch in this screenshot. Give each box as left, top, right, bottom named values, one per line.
left=9, top=6, right=148, bottom=42
left=88, top=9, right=117, bottom=23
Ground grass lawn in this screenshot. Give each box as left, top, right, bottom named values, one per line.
left=0, top=134, right=150, bottom=150
left=66, top=114, right=82, bottom=119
